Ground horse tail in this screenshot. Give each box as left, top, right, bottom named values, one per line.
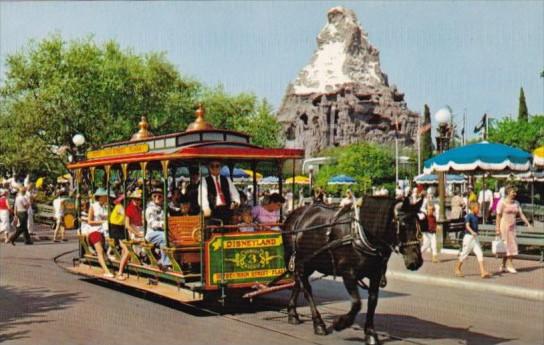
left=281, top=205, right=308, bottom=261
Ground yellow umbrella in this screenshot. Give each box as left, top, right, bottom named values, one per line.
left=35, top=177, right=44, bottom=189
left=285, top=176, right=310, bottom=185
left=534, top=146, right=544, bottom=168
left=242, top=169, right=263, bottom=180
left=57, top=173, right=72, bottom=183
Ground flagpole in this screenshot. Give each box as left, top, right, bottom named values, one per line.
left=462, top=108, right=466, bottom=145
left=417, top=114, right=421, bottom=175
left=485, top=114, right=489, bottom=140
left=395, top=114, right=399, bottom=186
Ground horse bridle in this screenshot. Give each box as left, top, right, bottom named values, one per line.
left=393, top=212, right=422, bottom=253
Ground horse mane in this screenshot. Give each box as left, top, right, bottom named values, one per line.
left=359, top=196, right=397, bottom=242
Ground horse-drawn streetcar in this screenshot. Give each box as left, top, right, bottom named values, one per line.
left=64, top=105, right=423, bottom=344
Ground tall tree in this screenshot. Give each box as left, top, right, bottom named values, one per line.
left=488, top=115, right=544, bottom=151
left=518, top=87, right=529, bottom=122
left=315, top=141, right=395, bottom=194
left=0, top=35, right=282, bottom=176
left=420, top=104, right=434, bottom=171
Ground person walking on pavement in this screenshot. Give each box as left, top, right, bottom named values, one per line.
left=0, top=188, right=12, bottom=243
left=25, top=182, right=37, bottom=238
left=8, top=186, right=33, bottom=245
left=52, top=189, right=66, bottom=242
left=420, top=203, right=439, bottom=263
left=455, top=202, right=491, bottom=278
left=496, top=186, right=532, bottom=273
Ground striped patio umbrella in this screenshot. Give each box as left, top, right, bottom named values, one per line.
left=285, top=176, right=310, bottom=185
left=424, top=141, right=532, bottom=174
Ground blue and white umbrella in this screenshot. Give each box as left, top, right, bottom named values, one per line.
left=424, top=141, right=532, bottom=174
left=414, top=173, right=466, bottom=185
left=258, top=176, right=279, bottom=185
left=220, top=166, right=250, bottom=179
left=328, top=174, right=356, bottom=185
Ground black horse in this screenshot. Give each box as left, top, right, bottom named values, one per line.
left=281, top=196, right=423, bottom=345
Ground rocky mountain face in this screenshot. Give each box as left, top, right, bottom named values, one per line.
left=277, top=7, right=419, bottom=157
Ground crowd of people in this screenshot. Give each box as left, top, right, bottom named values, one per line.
left=1, top=168, right=536, bottom=281
left=400, top=183, right=533, bottom=278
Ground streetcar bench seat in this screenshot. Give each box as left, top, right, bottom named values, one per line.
left=165, top=216, right=202, bottom=269
left=168, top=216, right=201, bottom=250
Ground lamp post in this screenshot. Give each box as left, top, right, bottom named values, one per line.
left=434, top=108, right=452, bottom=252
left=72, top=134, right=85, bottom=257
left=72, top=134, right=86, bottom=161
left=308, top=164, right=314, bottom=200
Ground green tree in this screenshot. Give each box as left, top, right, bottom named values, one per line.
left=518, top=87, right=529, bottom=122
left=0, top=35, right=282, bottom=176
left=314, top=142, right=394, bottom=194
left=488, top=115, right=544, bottom=151
left=420, top=104, right=434, bottom=171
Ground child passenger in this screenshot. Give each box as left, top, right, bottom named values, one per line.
left=236, top=207, right=255, bottom=232
left=455, top=202, right=491, bottom=278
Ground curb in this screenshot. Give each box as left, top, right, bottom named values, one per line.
left=387, top=270, right=544, bottom=302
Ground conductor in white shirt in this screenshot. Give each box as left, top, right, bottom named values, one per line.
left=199, top=160, right=240, bottom=224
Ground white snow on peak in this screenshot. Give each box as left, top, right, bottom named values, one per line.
left=293, top=41, right=351, bottom=95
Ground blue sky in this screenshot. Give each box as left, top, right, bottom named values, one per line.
left=1, top=1, right=543, bottom=138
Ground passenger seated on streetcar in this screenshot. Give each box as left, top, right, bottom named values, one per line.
left=169, top=190, right=191, bottom=216
left=168, top=189, right=183, bottom=216
left=116, top=189, right=144, bottom=281
left=232, top=206, right=255, bottom=232
left=251, top=193, right=285, bottom=230
left=124, top=189, right=144, bottom=240
left=109, top=193, right=125, bottom=247
left=82, top=188, right=114, bottom=278
left=184, top=166, right=201, bottom=215
left=145, top=188, right=171, bottom=269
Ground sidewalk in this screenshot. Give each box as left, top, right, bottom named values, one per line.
left=387, top=251, right=544, bottom=301
left=24, top=223, right=78, bottom=242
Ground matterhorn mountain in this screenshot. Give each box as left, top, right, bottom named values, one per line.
left=277, top=6, right=419, bottom=157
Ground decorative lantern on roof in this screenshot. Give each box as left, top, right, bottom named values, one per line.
left=131, top=116, right=154, bottom=141
left=186, top=104, right=214, bottom=132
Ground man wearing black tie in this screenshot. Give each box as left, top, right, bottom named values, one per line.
left=199, top=160, right=240, bottom=224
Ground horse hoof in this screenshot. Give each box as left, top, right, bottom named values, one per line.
left=332, top=315, right=352, bottom=331
left=288, top=315, right=302, bottom=325
left=313, top=323, right=328, bottom=336
left=365, top=333, right=381, bottom=345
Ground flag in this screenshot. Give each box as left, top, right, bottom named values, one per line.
left=418, top=123, right=431, bottom=134
left=473, top=113, right=487, bottom=133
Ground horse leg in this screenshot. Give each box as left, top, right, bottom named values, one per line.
left=287, top=275, right=302, bottom=325
left=300, top=272, right=328, bottom=335
left=364, top=276, right=381, bottom=345
left=332, top=274, right=361, bottom=332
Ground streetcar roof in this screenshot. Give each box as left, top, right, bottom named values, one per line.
left=67, top=106, right=304, bottom=170
left=67, top=134, right=304, bottom=169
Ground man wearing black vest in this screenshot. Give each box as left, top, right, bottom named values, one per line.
left=199, top=160, right=240, bottom=224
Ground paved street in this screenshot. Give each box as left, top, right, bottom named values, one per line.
left=1, top=241, right=543, bottom=345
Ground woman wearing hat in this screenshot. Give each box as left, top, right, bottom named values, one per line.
left=145, top=188, right=171, bottom=269
left=0, top=189, right=12, bottom=243
left=116, top=189, right=144, bottom=280
left=83, top=188, right=114, bottom=278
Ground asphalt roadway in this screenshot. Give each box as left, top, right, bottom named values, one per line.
left=1, top=241, right=543, bottom=345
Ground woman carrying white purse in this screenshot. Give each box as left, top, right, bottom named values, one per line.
left=496, top=186, right=532, bottom=273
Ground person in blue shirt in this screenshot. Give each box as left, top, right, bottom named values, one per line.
left=455, top=201, right=491, bottom=278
